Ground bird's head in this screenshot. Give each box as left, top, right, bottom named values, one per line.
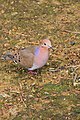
left=40, top=39, right=53, bottom=49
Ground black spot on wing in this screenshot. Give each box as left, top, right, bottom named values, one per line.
left=18, top=59, right=20, bottom=62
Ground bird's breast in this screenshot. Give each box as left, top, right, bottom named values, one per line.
left=34, top=48, right=49, bottom=67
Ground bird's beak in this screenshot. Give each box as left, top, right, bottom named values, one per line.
left=49, top=45, right=54, bottom=50
left=51, top=47, right=54, bottom=50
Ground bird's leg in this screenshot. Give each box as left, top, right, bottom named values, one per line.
left=28, top=70, right=37, bottom=75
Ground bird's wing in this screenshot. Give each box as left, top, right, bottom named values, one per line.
left=14, top=46, right=37, bottom=68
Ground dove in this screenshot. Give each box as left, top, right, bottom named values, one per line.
left=2, top=39, right=52, bottom=73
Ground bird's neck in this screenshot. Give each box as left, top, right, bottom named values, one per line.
left=40, top=46, right=48, bottom=50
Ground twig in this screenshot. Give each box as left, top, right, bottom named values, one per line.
left=49, top=67, right=60, bottom=72
left=63, top=30, right=80, bottom=34
left=66, top=65, right=80, bottom=68
left=72, top=66, right=80, bottom=86
left=49, top=64, right=80, bottom=72
left=73, top=73, right=78, bottom=86
left=16, top=32, right=28, bottom=37
left=18, top=82, right=27, bottom=107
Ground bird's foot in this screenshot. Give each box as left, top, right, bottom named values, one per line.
left=28, top=70, right=37, bottom=75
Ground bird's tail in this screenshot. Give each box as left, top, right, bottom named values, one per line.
left=1, top=52, right=15, bottom=61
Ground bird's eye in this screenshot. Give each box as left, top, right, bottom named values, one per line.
left=44, top=43, right=46, bottom=45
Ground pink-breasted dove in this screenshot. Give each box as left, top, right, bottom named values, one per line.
left=2, top=39, right=52, bottom=72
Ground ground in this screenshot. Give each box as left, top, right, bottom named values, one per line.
left=0, top=0, right=80, bottom=120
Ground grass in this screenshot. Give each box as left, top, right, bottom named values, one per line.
left=0, top=0, right=80, bottom=119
